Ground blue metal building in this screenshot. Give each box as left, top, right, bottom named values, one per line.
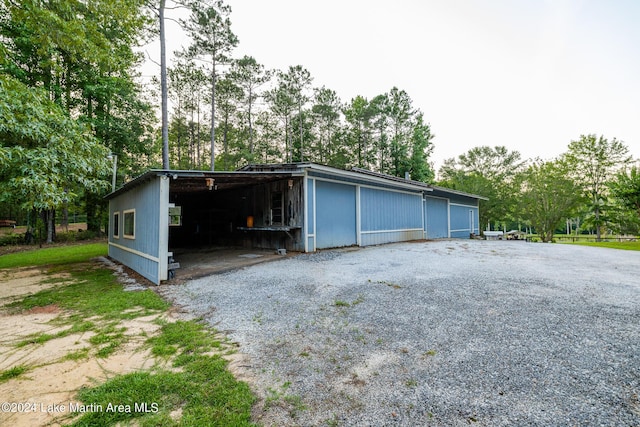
left=107, top=163, right=485, bottom=284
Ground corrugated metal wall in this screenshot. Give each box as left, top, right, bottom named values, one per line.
left=450, top=204, right=479, bottom=238
left=424, top=196, right=449, bottom=239
left=109, top=177, right=166, bottom=284
left=315, top=180, right=357, bottom=248
left=360, top=187, right=423, bottom=245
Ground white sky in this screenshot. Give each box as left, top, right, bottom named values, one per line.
left=148, top=0, right=640, bottom=170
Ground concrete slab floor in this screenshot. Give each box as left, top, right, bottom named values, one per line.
left=167, top=247, right=294, bottom=283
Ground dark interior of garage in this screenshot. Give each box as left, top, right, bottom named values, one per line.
left=167, top=173, right=304, bottom=252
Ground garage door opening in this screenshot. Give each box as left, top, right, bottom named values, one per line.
left=165, top=172, right=304, bottom=278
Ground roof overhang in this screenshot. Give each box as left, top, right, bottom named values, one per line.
left=429, top=184, right=490, bottom=201
left=106, top=163, right=487, bottom=202
left=105, top=169, right=304, bottom=199
left=244, top=163, right=436, bottom=193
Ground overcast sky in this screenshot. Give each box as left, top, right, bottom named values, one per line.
left=150, top=0, right=640, bottom=170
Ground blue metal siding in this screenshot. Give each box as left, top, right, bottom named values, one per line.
left=109, top=177, right=162, bottom=283
left=450, top=205, right=472, bottom=238
left=315, top=180, right=357, bottom=248
left=360, top=187, right=422, bottom=231
left=360, top=187, right=423, bottom=245
left=108, top=245, right=160, bottom=283
left=424, top=197, right=449, bottom=239
left=449, top=205, right=479, bottom=238
left=360, top=230, right=424, bottom=246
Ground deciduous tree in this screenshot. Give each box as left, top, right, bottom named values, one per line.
left=517, top=159, right=582, bottom=242
left=609, top=165, right=640, bottom=220
left=564, top=134, right=631, bottom=240
left=439, top=146, right=525, bottom=231
left=0, top=75, right=110, bottom=242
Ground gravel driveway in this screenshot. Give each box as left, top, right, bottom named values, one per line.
left=162, top=240, right=640, bottom=426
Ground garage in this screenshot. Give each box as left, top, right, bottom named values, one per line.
left=107, top=163, right=484, bottom=284
left=165, top=170, right=304, bottom=251
left=315, top=180, right=357, bottom=249
left=424, top=196, right=449, bottom=239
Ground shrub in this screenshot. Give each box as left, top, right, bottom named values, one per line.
left=0, top=233, right=26, bottom=246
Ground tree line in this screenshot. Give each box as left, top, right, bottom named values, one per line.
left=439, top=136, right=640, bottom=242
left=0, top=0, right=434, bottom=242
left=0, top=0, right=156, bottom=241
left=160, top=0, right=434, bottom=182
left=1, top=0, right=638, bottom=243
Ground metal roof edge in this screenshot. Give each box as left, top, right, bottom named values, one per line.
left=104, top=168, right=304, bottom=199
left=105, top=164, right=486, bottom=201
left=429, top=184, right=489, bottom=200
left=305, top=164, right=434, bottom=193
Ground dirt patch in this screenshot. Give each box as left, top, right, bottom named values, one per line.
left=25, top=304, right=61, bottom=315
left=0, top=267, right=71, bottom=301
left=0, top=265, right=171, bottom=427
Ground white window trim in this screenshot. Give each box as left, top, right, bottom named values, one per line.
left=113, top=211, right=120, bottom=239
left=123, top=209, right=136, bottom=240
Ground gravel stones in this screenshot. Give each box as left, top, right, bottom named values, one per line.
left=162, top=240, right=640, bottom=426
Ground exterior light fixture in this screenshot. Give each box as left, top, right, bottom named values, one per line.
left=288, top=179, right=294, bottom=189
left=206, top=178, right=215, bottom=191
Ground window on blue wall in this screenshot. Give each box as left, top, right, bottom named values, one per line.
left=123, top=209, right=135, bottom=239
left=113, top=212, right=120, bottom=239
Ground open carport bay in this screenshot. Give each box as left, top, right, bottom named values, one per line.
left=161, top=240, right=640, bottom=426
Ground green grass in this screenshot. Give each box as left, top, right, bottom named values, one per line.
left=6, top=259, right=169, bottom=358
left=71, top=321, right=256, bottom=427
left=1, top=242, right=256, bottom=426
left=16, top=320, right=95, bottom=347
left=560, top=240, right=640, bottom=251
left=6, top=264, right=168, bottom=319
left=64, top=348, right=91, bottom=361
left=0, top=243, right=108, bottom=269
left=0, top=365, right=29, bottom=383
left=148, top=320, right=222, bottom=362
